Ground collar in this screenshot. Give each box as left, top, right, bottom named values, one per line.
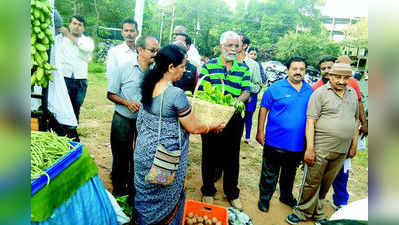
left=244, top=55, right=252, bottom=64
left=217, top=56, right=239, bottom=70
left=131, top=55, right=139, bottom=66
left=122, top=42, right=136, bottom=53
left=282, top=77, right=308, bottom=89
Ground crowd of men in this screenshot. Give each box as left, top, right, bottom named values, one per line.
left=50, top=14, right=367, bottom=225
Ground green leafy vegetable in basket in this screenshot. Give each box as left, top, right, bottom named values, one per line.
left=31, top=131, right=73, bottom=180
left=184, top=82, right=246, bottom=116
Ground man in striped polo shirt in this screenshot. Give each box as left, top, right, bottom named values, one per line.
left=198, top=31, right=251, bottom=211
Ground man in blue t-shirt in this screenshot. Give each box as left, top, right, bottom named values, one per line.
left=256, top=56, right=313, bottom=212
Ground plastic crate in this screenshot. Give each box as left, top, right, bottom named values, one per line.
left=181, top=200, right=228, bottom=225
left=31, top=141, right=83, bottom=196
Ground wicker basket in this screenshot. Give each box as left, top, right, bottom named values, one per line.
left=188, top=75, right=236, bottom=126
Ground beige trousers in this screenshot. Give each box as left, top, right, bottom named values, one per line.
left=293, top=151, right=346, bottom=220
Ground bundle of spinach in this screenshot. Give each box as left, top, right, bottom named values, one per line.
left=185, top=82, right=245, bottom=117
left=115, top=195, right=133, bottom=218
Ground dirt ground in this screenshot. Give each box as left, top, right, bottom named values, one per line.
left=79, top=73, right=369, bottom=225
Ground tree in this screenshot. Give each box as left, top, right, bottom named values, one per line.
left=54, top=0, right=330, bottom=61
left=275, top=30, right=340, bottom=67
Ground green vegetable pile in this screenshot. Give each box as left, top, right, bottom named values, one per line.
left=31, top=0, right=56, bottom=88
left=115, top=195, right=133, bottom=218
left=185, top=82, right=246, bottom=115
left=31, top=131, right=72, bottom=180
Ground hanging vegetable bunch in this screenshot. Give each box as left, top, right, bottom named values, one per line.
left=31, top=0, right=56, bottom=88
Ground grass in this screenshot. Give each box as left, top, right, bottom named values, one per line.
left=88, top=61, right=106, bottom=74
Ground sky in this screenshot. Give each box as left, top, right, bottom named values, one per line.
left=321, top=0, right=368, bottom=17
left=222, top=0, right=368, bottom=17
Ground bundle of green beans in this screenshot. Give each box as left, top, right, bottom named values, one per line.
left=31, top=131, right=73, bottom=180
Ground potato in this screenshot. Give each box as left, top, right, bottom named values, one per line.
left=211, top=217, right=218, bottom=224
left=215, top=222, right=222, bottom=225
left=186, top=218, right=193, bottom=225
left=198, top=216, right=204, bottom=222
left=188, top=212, right=194, bottom=218
left=205, top=219, right=212, bottom=225
left=203, top=216, right=208, bottom=221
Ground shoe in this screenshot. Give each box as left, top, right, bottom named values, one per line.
left=201, top=196, right=214, bottom=204
left=331, top=201, right=343, bottom=211
left=244, top=139, right=254, bottom=147
left=280, top=197, right=297, bottom=208
left=258, top=200, right=269, bottom=212
left=315, top=219, right=328, bottom=225
left=286, top=213, right=303, bottom=225
left=230, top=198, right=243, bottom=211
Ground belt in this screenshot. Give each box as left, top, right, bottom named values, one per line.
left=115, top=111, right=135, bottom=121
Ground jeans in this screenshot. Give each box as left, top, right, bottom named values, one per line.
left=259, top=145, right=303, bottom=203
left=64, top=77, right=88, bottom=122
left=110, top=112, right=137, bottom=205
left=200, top=113, right=244, bottom=201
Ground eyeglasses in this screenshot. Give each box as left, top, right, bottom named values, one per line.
left=223, top=44, right=240, bottom=49
left=145, top=48, right=158, bottom=53
left=320, top=66, right=332, bottom=71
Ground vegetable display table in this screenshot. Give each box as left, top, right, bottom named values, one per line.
left=31, top=146, right=118, bottom=225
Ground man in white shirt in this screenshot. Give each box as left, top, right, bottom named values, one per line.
left=57, top=15, right=94, bottom=122
left=173, top=25, right=201, bottom=68
left=106, top=18, right=139, bottom=80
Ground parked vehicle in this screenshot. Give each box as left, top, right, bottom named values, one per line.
left=265, top=70, right=286, bottom=87
left=262, top=60, right=287, bottom=73
left=262, top=61, right=287, bottom=87
left=304, top=66, right=320, bottom=85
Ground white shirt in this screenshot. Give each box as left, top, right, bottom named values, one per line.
left=187, top=44, right=201, bottom=69
left=56, top=34, right=95, bottom=79
left=106, top=42, right=137, bottom=80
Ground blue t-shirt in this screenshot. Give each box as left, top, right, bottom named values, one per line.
left=260, top=78, right=313, bottom=152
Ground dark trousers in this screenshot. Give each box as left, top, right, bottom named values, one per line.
left=110, top=112, right=137, bottom=205
left=332, top=166, right=349, bottom=206
left=64, top=77, right=88, bottom=122
left=259, top=145, right=303, bottom=203
left=200, top=113, right=244, bottom=201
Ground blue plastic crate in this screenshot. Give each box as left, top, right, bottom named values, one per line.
left=31, top=141, right=83, bottom=196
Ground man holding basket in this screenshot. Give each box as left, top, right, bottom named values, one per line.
left=198, top=31, right=251, bottom=211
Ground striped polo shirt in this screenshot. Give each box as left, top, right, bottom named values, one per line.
left=198, top=56, right=251, bottom=97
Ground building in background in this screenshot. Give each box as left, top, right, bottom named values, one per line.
left=320, top=0, right=368, bottom=73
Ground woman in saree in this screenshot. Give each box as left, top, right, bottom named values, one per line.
left=134, top=44, right=225, bottom=225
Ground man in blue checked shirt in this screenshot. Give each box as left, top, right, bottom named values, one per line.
left=256, top=56, right=313, bottom=212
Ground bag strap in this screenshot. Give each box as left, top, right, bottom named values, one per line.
left=157, top=87, right=182, bottom=151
